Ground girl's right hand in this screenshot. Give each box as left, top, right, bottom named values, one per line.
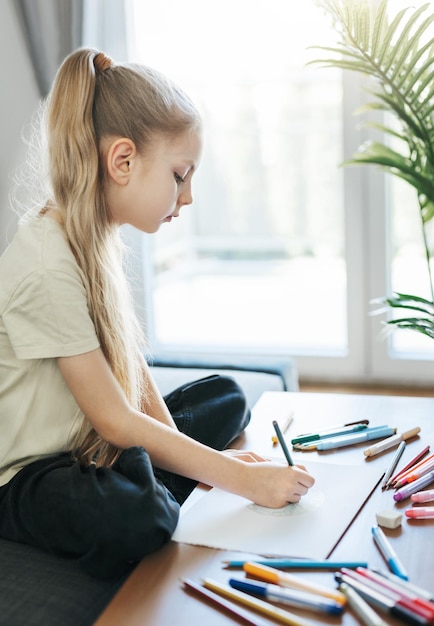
left=239, top=461, right=315, bottom=509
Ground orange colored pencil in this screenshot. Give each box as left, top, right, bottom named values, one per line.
left=388, top=446, right=430, bottom=486
left=392, top=452, right=434, bottom=488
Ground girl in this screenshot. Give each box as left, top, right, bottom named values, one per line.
left=0, top=48, right=314, bottom=580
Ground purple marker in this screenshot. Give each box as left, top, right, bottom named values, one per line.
left=394, top=470, right=434, bottom=502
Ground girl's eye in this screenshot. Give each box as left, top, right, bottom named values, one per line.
left=174, top=172, right=186, bottom=185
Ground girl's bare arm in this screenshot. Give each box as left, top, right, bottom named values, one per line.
left=138, top=355, right=178, bottom=429
left=58, top=348, right=315, bottom=508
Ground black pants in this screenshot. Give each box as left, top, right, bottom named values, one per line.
left=0, top=375, right=250, bottom=579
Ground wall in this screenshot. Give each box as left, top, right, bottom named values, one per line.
left=0, top=0, right=39, bottom=254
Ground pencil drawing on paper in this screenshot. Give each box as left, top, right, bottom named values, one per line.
left=248, top=490, right=325, bottom=517
left=172, top=460, right=383, bottom=557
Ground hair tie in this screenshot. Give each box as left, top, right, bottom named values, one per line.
left=93, top=52, right=113, bottom=74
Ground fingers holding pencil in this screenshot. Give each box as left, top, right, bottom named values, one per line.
left=271, top=419, right=315, bottom=504
left=245, top=461, right=315, bottom=507
left=271, top=411, right=294, bottom=446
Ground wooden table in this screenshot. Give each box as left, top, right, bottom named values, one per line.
left=95, top=392, right=434, bottom=626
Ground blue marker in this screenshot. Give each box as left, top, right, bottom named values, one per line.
left=371, top=526, right=408, bottom=580
left=301, top=426, right=396, bottom=451
left=291, top=423, right=368, bottom=445
left=229, top=578, right=344, bottom=615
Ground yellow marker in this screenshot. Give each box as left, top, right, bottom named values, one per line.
left=243, top=562, right=347, bottom=605
left=202, top=578, right=314, bottom=626
left=271, top=411, right=294, bottom=446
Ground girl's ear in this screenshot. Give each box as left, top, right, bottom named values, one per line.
left=106, top=138, right=137, bottom=185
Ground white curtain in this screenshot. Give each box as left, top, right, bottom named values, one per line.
left=82, top=0, right=131, bottom=61
left=15, top=0, right=130, bottom=97
left=15, top=0, right=83, bottom=97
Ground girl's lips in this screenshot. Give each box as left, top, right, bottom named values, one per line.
left=163, top=213, right=179, bottom=222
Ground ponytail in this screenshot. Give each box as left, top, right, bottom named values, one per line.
left=44, top=48, right=200, bottom=466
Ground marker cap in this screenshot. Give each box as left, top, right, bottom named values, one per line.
left=410, top=489, right=434, bottom=503
left=405, top=507, right=434, bottom=519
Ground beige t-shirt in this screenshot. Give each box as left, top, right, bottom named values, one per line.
left=0, top=215, right=100, bottom=486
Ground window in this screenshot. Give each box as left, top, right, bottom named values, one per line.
left=127, top=0, right=434, bottom=385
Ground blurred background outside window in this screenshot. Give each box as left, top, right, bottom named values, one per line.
left=126, top=0, right=434, bottom=385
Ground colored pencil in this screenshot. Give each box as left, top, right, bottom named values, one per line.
left=393, top=456, right=434, bottom=489
left=183, top=578, right=268, bottom=626
left=381, top=441, right=406, bottom=489
left=272, top=420, right=294, bottom=465
left=387, top=445, right=431, bottom=487
left=394, top=470, right=434, bottom=502
left=272, top=411, right=294, bottom=446
left=202, top=578, right=313, bottom=626
left=243, top=561, right=346, bottom=604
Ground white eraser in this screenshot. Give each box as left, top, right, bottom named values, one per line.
left=376, top=510, right=402, bottom=529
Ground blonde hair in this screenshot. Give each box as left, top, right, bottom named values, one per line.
left=41, top=48, right=200, bottom=466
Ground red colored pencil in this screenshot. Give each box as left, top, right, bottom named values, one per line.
left=387, top=445, right=430, bottom=487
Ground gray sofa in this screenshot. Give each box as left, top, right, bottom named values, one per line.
left=150, top=353, right=299, bottom=407
left=0, top=356, right=298, bottom=626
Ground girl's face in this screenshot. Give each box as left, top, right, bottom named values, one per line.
left=109, top=129, right=202, bottom=233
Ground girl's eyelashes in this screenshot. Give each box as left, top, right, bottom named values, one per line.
left=174, top=172, right=186, bottom=185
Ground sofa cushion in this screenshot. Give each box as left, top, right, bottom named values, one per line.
left=0, top=357, right=298, bottom=625
left=152, top=366, right=286, bottom=408
left=0, top=539, right=128, bottom=626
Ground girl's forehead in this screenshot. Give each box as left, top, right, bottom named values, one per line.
left=156, top=129, right=202, bottom=163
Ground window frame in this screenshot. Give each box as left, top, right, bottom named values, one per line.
left=122, top=8, right=434, bottom=387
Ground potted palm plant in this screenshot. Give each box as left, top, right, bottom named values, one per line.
left=311, top=0, right=434, bottom=341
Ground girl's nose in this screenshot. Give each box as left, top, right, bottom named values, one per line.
left=178, top=185, right=193, bottom=207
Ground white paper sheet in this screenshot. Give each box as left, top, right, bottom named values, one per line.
left=172, top=460, right=382, bottom=557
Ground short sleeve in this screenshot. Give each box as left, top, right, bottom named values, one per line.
left=3, top=267, right=99, bottom=359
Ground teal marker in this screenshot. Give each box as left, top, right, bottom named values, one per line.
left=298, top=426, right=396, bottom=451
left=223, top=558, right=369, bottom=569
left=291, top=423, right=368, bottom=445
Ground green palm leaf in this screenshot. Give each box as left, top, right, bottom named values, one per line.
left=386, top=292, right=434, bottom=307
left=371, top=0, right=388, bottom=58
left=385, top=302, right=434, bottom=317
left=386, top=318, right=434, bottom=340
left=344, top=143, right=434, bottom=206
left=398, top=35, right=434, bottom=95
left=362, top=122, right=407, bottom=143
left=310, top=8, right=434, bottom=167
left=388, top=5, right=433, bottom=80
left=375, top=6, right=408, bottom=68
left=313, top=0, right=434, bottom=335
